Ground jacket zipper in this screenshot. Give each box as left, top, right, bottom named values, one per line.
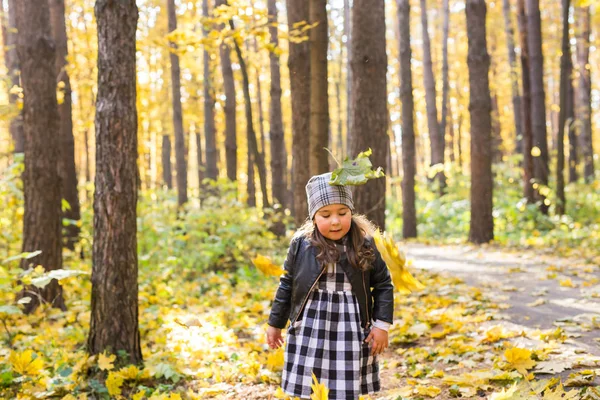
left=292, top=264, right=327, bottom=325
left=362, top=270, right=370, bottom=328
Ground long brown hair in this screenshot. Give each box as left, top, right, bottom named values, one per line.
left=295, top=214, right=377, bottom=271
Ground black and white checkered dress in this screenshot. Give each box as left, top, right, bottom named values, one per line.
left=282, top=255, right=380, bottom=399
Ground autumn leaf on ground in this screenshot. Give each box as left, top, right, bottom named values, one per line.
left=310, top=373, right=329, bottom=400
left=329, top=148, right=384, bottom=186
left=9, top=350, right=44, bottom=376
left=488, top=384, right=519, bottom=400
left=542, top=383, right=580, bottom=400
left=252, top=255, right=283, bottom=277
left=504, top=347, right=536, bottom=377
left=373, top=230, right=424, bottom=294
left=98, top=351, right=116, bottom=371
left=106, top=371, right=124, bottom=396
left=564, top=370, right=596, bottom=387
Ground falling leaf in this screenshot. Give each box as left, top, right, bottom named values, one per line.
left=373, top=230, right=424, bottom=294
left=532, top=146, right=542, bottom=157
left=9, top=350, right=44, bottom=376
left=504, top=347, right=536, bottom=376
left=329, top=148, right=385, bottom=186
left=310, top=373, right=329, bottom=400
left=98, top=351, right=116, bottom=371
left=266, top=348, right=284, bottom=372
left=252, top=255, right=284, bottom=277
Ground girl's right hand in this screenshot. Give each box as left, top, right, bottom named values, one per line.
left=266, top=326, right=284, bottom=349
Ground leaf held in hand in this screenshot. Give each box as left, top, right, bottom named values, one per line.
left=329, top=148, right=385, bottom=186
left=373, top=230, right=424, bottom=294
left=310, top=373, right=329, bottom=400
left=252, top=255, right=284, bottom=277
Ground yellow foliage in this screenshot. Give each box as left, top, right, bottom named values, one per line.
left=98, top=351, right=116, bottom=371
left=415, top=384, right=442, bottom=397
left=9, top=350, right=44, bottom=376
left=373, top=230, right=424, bottom=294
left=504, top=347, right=536, bottom=376
left=105, top=371, right=124, bottom=397
left=266, top=348, right=284, bottom=372
left=252, top=254, right=284, bottom=277
left=310, top=373, right=329, bottom=400
left=118, top=364, right=140, bottom=380
left=488, top=384, right=518, bottom=400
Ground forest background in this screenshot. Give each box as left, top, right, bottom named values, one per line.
left=0, top=0, right=599, bottom=398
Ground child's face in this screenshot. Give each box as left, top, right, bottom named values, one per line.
left=314, top=204, right=352, bottom=241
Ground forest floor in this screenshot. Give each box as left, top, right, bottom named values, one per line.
left=221, top=243, right=600, bottom=400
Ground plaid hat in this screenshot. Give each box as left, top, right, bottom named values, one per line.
left=306, top=172, right=354, bottom=220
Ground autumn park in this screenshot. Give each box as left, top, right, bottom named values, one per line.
left=0, top=0, right=599, bottom=398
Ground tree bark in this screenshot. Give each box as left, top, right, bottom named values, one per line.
left=89, top=0, right=142, bottom=364
left=49, top=0, right=81, bottom=251
left=287, top=0, right=310, bottom=225
left=268, top=0, right=286, bottom=208
left=491, top=89, right=503, bottom=163
left=344, top=0, right=352, bottom=155
left=162, top=135, right=173, bottom=188
left=440, top=0, right=450, bottom=160
left=350, top=0, right=388, bottom=230
left=167, top=0, right=187, bottom=206
left=517, top=0, right=534, bottom=203
left=397, top=0, right=417, bottom=238
left=419, top=0, right=446, bottom=195
left=196, top=132, right=204, bottom=191
left=14, top=0, right=65, bottom=313
left=202, top=0, right=218, bottom=181
left=526, top=0, right=549, bottom=213
left=466, top=0, right=494, bottom=244
left=253, top=37, right=267, bottom=157
left=2, top=0, right=24, bottom=154
left=502, top=0, right=524, bottom=154
left=575, top=5, right=593, bottom=183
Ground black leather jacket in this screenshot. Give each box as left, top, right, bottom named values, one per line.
left=268, top=235, right=394, bottom=329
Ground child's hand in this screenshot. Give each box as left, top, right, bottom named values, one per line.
left=266, top=326, right=284, bottom=349
left=365, top=327, right=388, bottom=356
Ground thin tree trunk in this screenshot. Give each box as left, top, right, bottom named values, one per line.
left=397, top=0, right=417, bottom=238
left=309, top=0, right=329, bottom=175
left=196, top=132, right=204, bottom=188
left=336, top=57, right=344, bottom=162
left=527, top=0, right=549, bottom=213
left=440, top=0, right=450, bottom=159
left=344, top=0, right=351, bottom=155
left=253, top=37, right=267, bottom=157
left=491, top=89, right=503, bottom=163
left=567, top=56, right=576, bottom=183
left=448, top=102, right=455, bottom=162
left=14, top=0, right=65, bottom=313
left=350, top=0, right=388, bottom=230
left=420, top=0, right=446, bottom=195
left=89, top=0, right=141, bottom=363
left=247, top=151, right=256, bottom=206
left=466, top=0, right=494, bottom=244
left=576, top=5, right=593, bottom=183
left=162, top=135, right=173, bottom=188
left=202, top=0, right=217, bottom=181
left=49, top=0, right=81, bottom=250
left=287, top=0, right=310, bottom=225
left=2, top=0, right=23, bottom=154
left=167, top=0, right=187, bottom=206
left=502, top=0, right=524, bottom=154
left=556, top=0, right=571, bottom=215
left=268, top=0, right=286, bottom=208
left=517, top=0, right=534, bottom=203
left=230, top=19, right=270, bottom=208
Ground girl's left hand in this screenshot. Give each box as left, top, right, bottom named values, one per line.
left=365, top=327, right=389, bottom=356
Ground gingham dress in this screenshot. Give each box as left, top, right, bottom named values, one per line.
left=282, top=254, right=380, bottom=399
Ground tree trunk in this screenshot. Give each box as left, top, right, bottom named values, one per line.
left=502, top=0, right=524, bottom=154
left=567, top=56, right=576, bottom=184
left=419, top=0, right=446, bottom=195
left=202, top=0, right=217, bottom=181
left=2, top=0, right=24, bottom=154
left=253, top=37, right=267, bottom=157
left=230, top=19, right=270, bottom=208
left=517, top=0, right=534, bottom=203
left=196, top=133, right=204, bottom=192
left=49, top=0, right=81, bottom=251
left=162, top=135, right=173, bottom=188
left=89, top=0, right=142, bottom=364
left=440, top=0, right=450, bottom=160
left=14, top=0, right=65, bottom=313
left=526, top=0, right=549, bottom=213
left=268, top=0, right=286, bottom=208
left=350, top=0, right=388, bottom=230
left=344, top=0, right=352, bottom=155
left=309, top=0, right=329, bottom=174
left=247, top=151, right=256, bottom=206
left=556, top=0, right=571, bottom=215
left=448, top=102, right=455, bottom=162
left=287, top=0, right=311, bottom=225
left=466, top=0, right=494, bottom=244
left=575, top=5, right=593, bottom=183
left=167, top=0, right=187, bottom=206
left=491, top=89, right=503, bottom=163
left=397, top=0, right=417, bottom=238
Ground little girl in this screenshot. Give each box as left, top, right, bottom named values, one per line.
left=267, top=172, right=394, bottom=400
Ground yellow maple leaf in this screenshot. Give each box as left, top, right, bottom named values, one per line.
left=106, top=371, right=124, bottom=396
left=542, top=383, right=579, bottom=400
left=504, top=347, right=536, bottom=376
left=415, top=384, right=442, bottom=397
left=98, top=351, right=116, bottom=371
left=132, top=391, right=146, bottom=400
left=266, top=348, right=284, bottom=372
left=252, top=255, right=284, bottom=277
left=9, top=350, right=44, bottom=376
left=310, top=373, right=329, bottom=400
left=373, top=230, right=424, bottom=294
left=118, top=364, right=140, bottom=380
left=489, top=384, right=519, bottom=400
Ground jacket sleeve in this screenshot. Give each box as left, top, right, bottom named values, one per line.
left=268, top=236, right=301, bottom=329
left=370, top=244, right=394, bottom=325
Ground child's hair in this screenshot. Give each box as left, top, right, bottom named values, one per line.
left=295, top=214, right=377, bottom=271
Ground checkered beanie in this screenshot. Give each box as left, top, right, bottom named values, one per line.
left=305, top=172, right=354, bottom=220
